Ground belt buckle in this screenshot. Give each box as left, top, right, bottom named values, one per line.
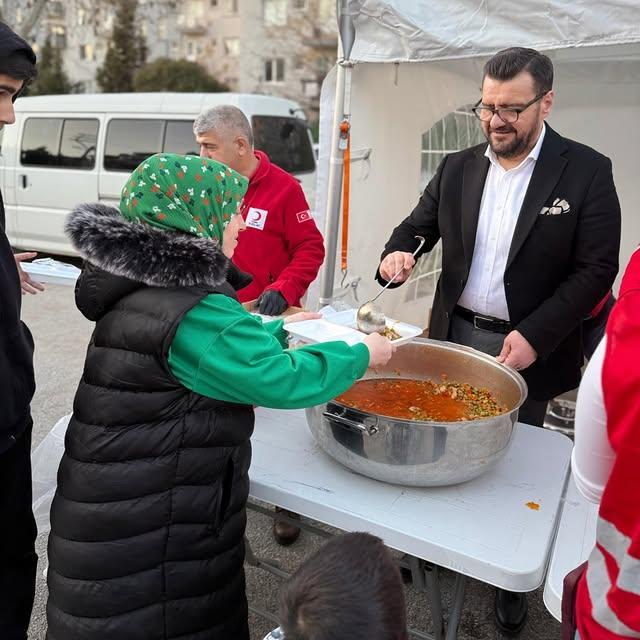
left=473, top=314, right=492, bottom=331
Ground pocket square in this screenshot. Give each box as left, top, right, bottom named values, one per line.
left=540, top=197, right=571, bottom=216
left=540, top=198, right=571, bottom=216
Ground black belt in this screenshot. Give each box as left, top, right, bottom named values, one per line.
left=454, top=306, right=512, bottom=334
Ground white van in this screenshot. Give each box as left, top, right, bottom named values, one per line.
left=0, top=92, right=317, bottom=256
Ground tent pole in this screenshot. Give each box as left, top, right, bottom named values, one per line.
left=319, top=1, right=356, bottom=306
left=319, top=63, right=348, bottom=305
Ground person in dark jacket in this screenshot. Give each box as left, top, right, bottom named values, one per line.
left=0, top=22, right=42, bottom=640
left=46, top=153, right=393, bottom=640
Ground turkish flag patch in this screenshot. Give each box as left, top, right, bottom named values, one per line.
left=296, top=209, right=312, bottom=223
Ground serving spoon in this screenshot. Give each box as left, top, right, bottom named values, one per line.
left=356, top=235, right=426, bottom=334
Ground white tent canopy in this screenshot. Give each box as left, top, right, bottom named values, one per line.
left=346, top=0, right=640, bottom=63
left=310, top=1, right=640, bottom=327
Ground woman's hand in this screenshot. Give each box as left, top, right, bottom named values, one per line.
left=363, top=332, right=396, bottom=368
left=283, top=312, right=322, bottom=324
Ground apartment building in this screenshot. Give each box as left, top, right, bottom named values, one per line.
left=2, top=0, right=337, bottom=118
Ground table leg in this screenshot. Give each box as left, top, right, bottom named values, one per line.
left=244, top=535, right=290, bottom=580
left=423, top=562, right=445, bottom=640
left=445, top=573, right=467, bottom=640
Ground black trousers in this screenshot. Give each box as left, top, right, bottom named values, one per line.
left=0, top=422, right=38, bottom=640
left=448, top=313, right=548, bottom=427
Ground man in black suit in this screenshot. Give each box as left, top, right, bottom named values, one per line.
left=0, top=22, right=42, bottom=640
left=376, top=47, right=621, bottom=634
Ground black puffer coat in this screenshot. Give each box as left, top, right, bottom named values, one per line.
left=47, top=204, right=254, bottom=640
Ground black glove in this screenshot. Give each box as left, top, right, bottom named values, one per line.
left=257, top=289, right=288, bottom=315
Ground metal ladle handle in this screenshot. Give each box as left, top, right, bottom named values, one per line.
left=372, top=235, right=426, bottom=303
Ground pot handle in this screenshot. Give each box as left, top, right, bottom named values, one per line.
left=322, top=411, right=378, bottom=436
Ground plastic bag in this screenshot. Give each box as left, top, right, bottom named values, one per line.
left=31, top=414, right=70, bottom=534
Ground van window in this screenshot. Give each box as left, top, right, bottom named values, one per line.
left=104, top=119, right=163, bottom=172
left=164, top=120, right=198, bottom=155
left=251, top=115, right=315, bottom=174
left=21, top=117, right=99, bottom=169
left=21, top=118, right=63, bottom=166
left=59, top=119, right=98, bottom=168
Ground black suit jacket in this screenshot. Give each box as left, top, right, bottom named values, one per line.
left=378, top=125, right=621, bottom=400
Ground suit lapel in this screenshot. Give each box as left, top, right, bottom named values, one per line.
left=506, top=126, right=568, bottom=269
left=461, top=151, right=490, bottom=271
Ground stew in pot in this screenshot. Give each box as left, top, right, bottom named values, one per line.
left=335, top=378, right=507, bottom=422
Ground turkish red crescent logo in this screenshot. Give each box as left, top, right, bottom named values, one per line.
left=251, top=210, right=262, bottom=222
left=296, top=210, right=311, bottom=223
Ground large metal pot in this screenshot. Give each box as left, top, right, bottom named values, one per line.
left=306, top=338, right=527, bottom=486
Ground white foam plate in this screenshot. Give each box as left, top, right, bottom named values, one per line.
left=286, top=309, right=422, bottom=346
left=285, top=318, right=365, bottom=346
left=20, top=258, right=80, bottom=286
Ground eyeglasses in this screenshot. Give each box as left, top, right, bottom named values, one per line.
left=471, top=92, right=547, bottom=124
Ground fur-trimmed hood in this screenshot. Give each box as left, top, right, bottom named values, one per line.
left=66, top=203, right=252, bottom=321
left=66, top=203, right=233, bottom=288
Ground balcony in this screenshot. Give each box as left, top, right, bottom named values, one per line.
left=177, top=15, right=207, bottom=35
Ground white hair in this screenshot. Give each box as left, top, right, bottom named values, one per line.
left=193, top=105, right=254, bottom=147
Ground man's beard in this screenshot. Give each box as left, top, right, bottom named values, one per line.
left=484, top=123, right=538, bottom=160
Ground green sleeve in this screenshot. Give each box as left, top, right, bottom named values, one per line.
left=168, top=294, right=369, bottom=408
left=262, top=318, right=288, bottom=348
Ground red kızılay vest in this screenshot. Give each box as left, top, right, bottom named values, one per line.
left=576, top=248, right=640, bottom=640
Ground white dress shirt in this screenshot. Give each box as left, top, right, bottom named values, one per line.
left=457, top=123, right=547, bottom=320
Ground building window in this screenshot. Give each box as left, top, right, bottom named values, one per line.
left=158, top=17, right=167, bottom=38
left=51, top=26, right=66, bottom=49
left=292, top=0, right=307, bottom=8
left=264, top=58, right=285, bottom=83
left=302, top=80, right=319, bottom=97
left=211, top=0, right=218, bottom=5
left=49, top=1, right=65, bottom=19
left=79, top=44, right=94, bottom=61
left=224, top=37, right=240, bottom=56
left=77, top=8, right=86, bottom=25
left=264, top=0, right=287, bottom=25
left=318, top=0, right=334, bottom=19
left=230, top=0, right=239, bottom=12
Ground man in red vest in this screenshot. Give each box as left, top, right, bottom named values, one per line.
left=194, top=105, right=324, bottom=316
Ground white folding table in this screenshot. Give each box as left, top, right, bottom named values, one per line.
left=543, top=475, right=598, bottom=621
left=247, top=407, right=573, bottom=639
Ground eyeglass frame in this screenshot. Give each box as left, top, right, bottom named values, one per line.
left=471, top=91, right=548, bottom=124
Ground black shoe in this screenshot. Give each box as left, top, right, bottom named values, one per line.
left=273, top=509, right=301, bottom=546
left=494, top=589, right=528, bottom=635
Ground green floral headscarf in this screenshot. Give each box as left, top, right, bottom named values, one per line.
left=120, top=153, right=248, bottom=242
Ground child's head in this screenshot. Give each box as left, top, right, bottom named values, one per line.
left=277, top=532, right=408, bottom=640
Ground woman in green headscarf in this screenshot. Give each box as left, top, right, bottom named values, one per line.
left=46, top=153, right=394, bottom=640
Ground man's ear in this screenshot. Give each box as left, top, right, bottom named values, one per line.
left=235, top=136, right=252, bottom=157
left=541, top=89, right=554, bottom=119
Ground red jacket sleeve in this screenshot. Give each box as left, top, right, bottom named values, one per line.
left=268, top=182, right=325, bottom=306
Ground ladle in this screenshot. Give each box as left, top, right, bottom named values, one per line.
left=356, top=235, right=426, bottom=334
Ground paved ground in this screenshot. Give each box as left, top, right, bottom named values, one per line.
left=22, top=282, right=562, bottom=640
